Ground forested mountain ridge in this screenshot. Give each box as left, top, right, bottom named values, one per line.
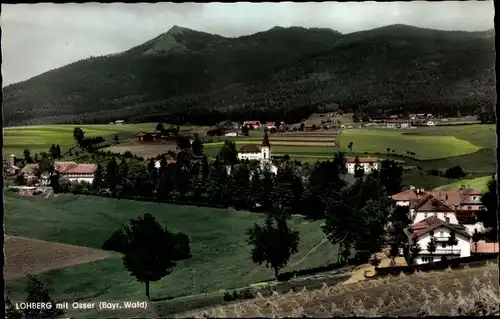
left=3, top=24, right=495, bottom=126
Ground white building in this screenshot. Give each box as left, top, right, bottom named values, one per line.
left=426, top=120, right=435, bottom=126
left=55, top=162, right=97, bottom=184
left=237, top=133, right=278, bottom=174
left=406, top=216, right=471, bottom=264
left=392, top=186, right=486, bottom=236
left=225, top=131, right=238, bottom=137
left=345, top=157, right=379, bottom=175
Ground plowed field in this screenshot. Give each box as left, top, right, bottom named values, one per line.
left=4, top=235, right=112, bottom=280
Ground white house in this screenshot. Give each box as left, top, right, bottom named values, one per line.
left=392, top=187, right=487, bottom=237
left=224, top=131, right=238, bottom=137
left=237, top=133, right=278, bottom=174
left=345, top=157, right=379, bottom=175
left=55, top=162, right=97, bottom=184
left=426, top=120, right=435, bottom=126
left=406, top=216, right=471, bottom=264
left=387, top=119, right=411, bottom=129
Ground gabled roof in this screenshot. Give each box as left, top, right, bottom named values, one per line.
left=391, top=189, right=431, bottom=201
left=431, top=188, right=483, bottom=205
left=240, top=144, right=261, bottom=153
left=410, top=216, right=470, bottom=238
left=414, top=196, right=455, bottom=212
left=21, top=164, right=39, bottom=174
left=55, top=162, right=97, bottom=174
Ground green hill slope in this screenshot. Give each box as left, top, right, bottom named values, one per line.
left=3, top=25, right=495, bottom=126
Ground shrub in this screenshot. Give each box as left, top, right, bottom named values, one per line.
left=223, top=292, right=232, bottom=302
left=445, top=165, right=466, bottom=179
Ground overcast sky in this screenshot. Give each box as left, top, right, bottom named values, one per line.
left=1, top=1, right=495, bottom=86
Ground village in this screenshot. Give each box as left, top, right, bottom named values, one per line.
left=3, top=120, right=497, bottom=267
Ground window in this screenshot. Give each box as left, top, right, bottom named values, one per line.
left=441, top=243, right=446, bottom=248
left=440, top=232, right=444, bottom=237
left=468, top=206, right=472, bottom=210
left=422, top=257, right=433, bottom=263
left=445, top=217, right=450, bottom=223
left=424, top=213, right=428, bottom=218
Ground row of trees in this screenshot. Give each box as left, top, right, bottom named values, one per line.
left=72, top=142, right=405, bottom=221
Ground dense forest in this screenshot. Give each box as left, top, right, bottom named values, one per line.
left=3, top=24, right=496, bottom=126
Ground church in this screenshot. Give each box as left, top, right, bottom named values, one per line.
left=237, top=132, right=278, bottom=174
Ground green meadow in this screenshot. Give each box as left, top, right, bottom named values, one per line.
left=435, top=175, right=493, bottom=192
left=5, top=193, right=338, bottom=316
left=3, top=124, right=158, bottom=158
left=339, top=128, right=481, bottom=160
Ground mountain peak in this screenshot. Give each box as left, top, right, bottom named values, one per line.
left=167, top=25, right=192, bottom=35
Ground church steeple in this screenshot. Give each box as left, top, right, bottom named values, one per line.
left=262, top=131, right=271, bottom=147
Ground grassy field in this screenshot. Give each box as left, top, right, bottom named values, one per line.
left=3, top=123, right=159, bottom=158
left=340, top=129, right=481, bottom=160
left=435, top=175, right=493, bottom=191
left=5, top=192, right=339, bottom=317
left=3, top=123, right=495, bottom=190
left=191, top=261, right=499, bottom=317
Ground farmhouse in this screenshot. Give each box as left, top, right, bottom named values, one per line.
left=20, top=161, right=97, bottom=184
left=55, top=162, right=98, bottom=184
left=345, top=157, right=379, bottom=175
left=392, top=186, right=486, bottom=235
left=243, top=121, right=261, bottom=128
left=136, top=132, right=161, bottom=142
left=21, top=164, right=39, bottom=181
left=237, top=132, right=278, bottom=174
left=4, top=155, right=21, bottom=176
left=115, top=120, right=124, bottom=125
left=386, top=119, right=411, bottom=129
left=224, top=130, right=238, bottom=137
left=405, top=216, right=471, bottom=264
left=265, top=121, right=276, bottom=130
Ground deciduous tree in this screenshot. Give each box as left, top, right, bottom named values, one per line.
left=246, top=214, right=300, bottom=280
left=379, top=159, right=403, bottom=195
left=73, top=127, right=85, bottom=144
left=122, top=213, right=191, bottom=299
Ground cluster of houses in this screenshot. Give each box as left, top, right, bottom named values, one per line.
left=3, top=154, right=97, bottom=195
left=391, top=186, right=498, bottom=264
left=372, top=114, right=435, bottom=129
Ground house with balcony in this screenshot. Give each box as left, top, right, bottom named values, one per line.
left=391, top=186, right=485, bottom=236
left=405, top=216, right=471, bottom=264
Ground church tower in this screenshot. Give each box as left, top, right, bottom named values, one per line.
left=261, top=131, right=271, bottom=161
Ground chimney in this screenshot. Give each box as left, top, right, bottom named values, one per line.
left=9, top=154, right=15, bottom=167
